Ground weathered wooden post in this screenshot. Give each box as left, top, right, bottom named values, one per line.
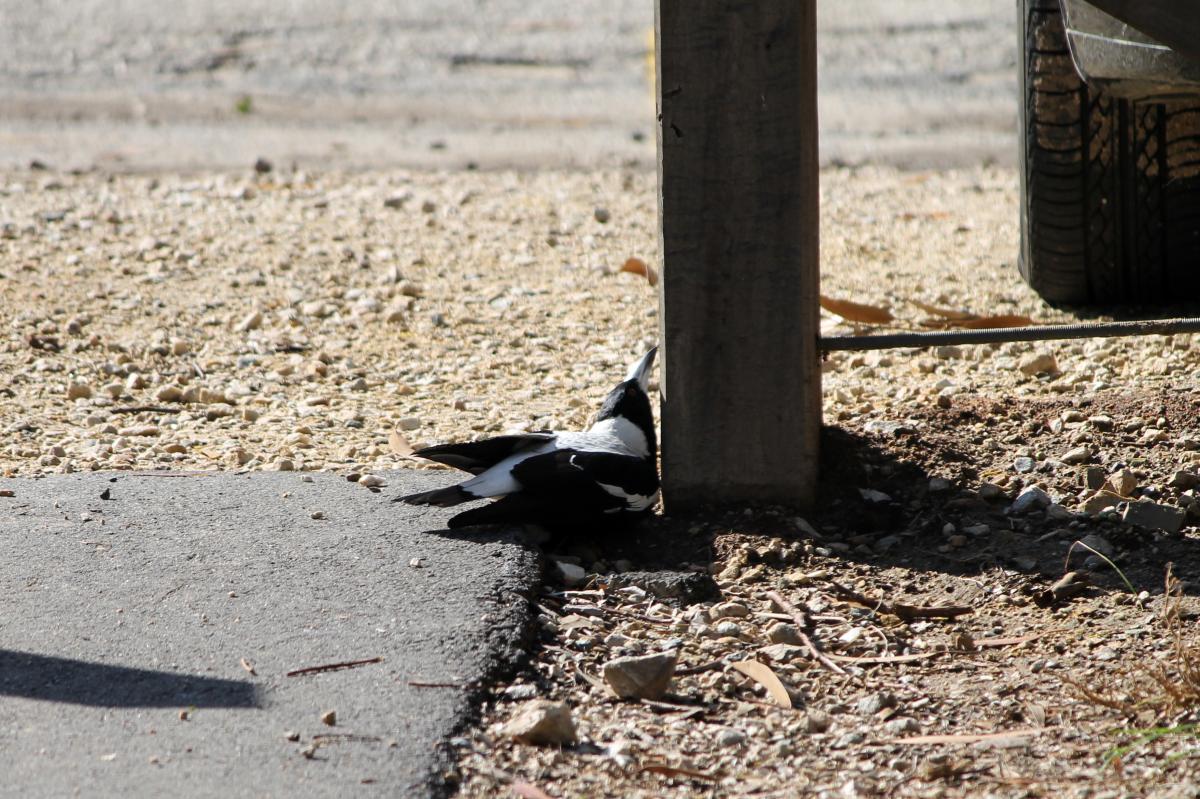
left=655, top=0, right=820, bottom=509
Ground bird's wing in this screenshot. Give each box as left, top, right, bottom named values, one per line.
left=510, top=448, right=659, bottom=508
left=411, top=433, right=556, bottom=475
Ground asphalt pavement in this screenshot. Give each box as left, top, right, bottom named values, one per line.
left=0, top=470, right=540, bottom=797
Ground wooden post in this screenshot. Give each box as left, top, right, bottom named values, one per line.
left=655, top=0, right=820, bottom=510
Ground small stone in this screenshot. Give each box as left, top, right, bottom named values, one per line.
left=602, top=571, right=719, bottom=604
left=928, top=477, right=952, bottom=492
left=124, top=374, right=146, bottom=392
left=358, top=474, right=387, bottom=488
left=310, top=510, right=326, bottom=520
left=320, top=710, right=336, bottom=726
left=856, top=692, right=897, bottom=715
left=716, top=728, right=746, bottom=747
left=156, top=385, right=184, bottom=403
left=858, top=488, right=892, bottom=503
left=1122, top=499, right=1187, bottom=533
left=803, top=712, right=832, bottom=734
left=503, top=700, right=576, bottom=746
left=1046, top=503, right=1073, bottom=521
left=118, top=425, right=159, bottom=437
left=1088, top=415, right=1115, bottom=432
left=593, top=207, right=611, bottom=224
left=66, top=382, right=93, bottom=400
left=383, top=192, right=410, bottom=209
left=766, top=622, right=803, bottom=645
left=285, top=730, right=300, bottom=742
left=235, top=310, right=263, bottom=332
left=398, top=417, right=421, bottom=431
left=1011, top=486, right=1051, bottom=514
left=1061, top=447, right=1091, bottom=465
left=1081, top=491, right=1123, bottom=516
left=1078, top=533, right=1114, bottom=557
left=254, top=157, right=273, bottom=174
left=711, top=601, right=750, bottom=619
left=978, top=482, right=1007, bottom=502
left=552, top=560, right=587, bottom=587
left=1018, top=352, right=1057, bottom=376
left=759, top=643, right=807, bottom=663
left=1013, top=457, right=1036, bottom=474
left=863, top=420, right=911, bottom=437
left=713, top=620, right=742, bottom=638
left=1105, top=469, right=1138, bottom=497
left=1084, top=466, right=1106, bottom=490
left=602, top=650, right=677, bottom=700
left=885, top=717, right=921, bottom=736
left=503, top=683, right=539, bottom=701
left=1169, top=471, right=1200, bottom=491
left=274, top=459, right=295, bottom=472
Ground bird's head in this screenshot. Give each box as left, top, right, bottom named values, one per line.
left=593, top=347, right=657, bottom=455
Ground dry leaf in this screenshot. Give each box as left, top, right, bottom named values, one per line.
left=512, top=782, right=558, bottom=799
left=638, top=763, right=719, bottom=782
left=620, top=257, right=659, bottom=287
left=910, top=299, right=973, bottom=320
left=950, top=314, right=1036, bottom=329
left=819, top=295, right=894, bottom=325
left=730, top=660, right=793, bottom=708
left=240, top=658, right=257, bottom=675
left=388, top=430, right=414, bottom=456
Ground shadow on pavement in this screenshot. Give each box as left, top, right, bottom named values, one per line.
left=0, top=649, right=260, bottom=708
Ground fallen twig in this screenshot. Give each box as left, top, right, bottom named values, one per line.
left=826, top=580, right=973, bottom=621
left=111, top=405, right=182, bottom=414
left=286, top=656, right=383, bottom=677
left=765, top=591, right=848, bottom=676
left=892, top=728, right=1043, bottom=745
left=674, top=659, right=725, bottom=676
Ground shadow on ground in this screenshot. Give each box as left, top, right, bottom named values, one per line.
left=0, top=649, right=260, bottom=708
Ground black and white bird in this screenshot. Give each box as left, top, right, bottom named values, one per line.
left=396, top=347, right=659, bottom=530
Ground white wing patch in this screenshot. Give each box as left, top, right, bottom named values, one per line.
left=597, top=482, right=660, bottom=512
left=582, top=417, right=650, bottom=457
left=460, top=439, right=557, bottom=498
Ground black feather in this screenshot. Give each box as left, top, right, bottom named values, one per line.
left=412, top=433, right=555, bottom=475
left=394, top=484, right=474, bottom=507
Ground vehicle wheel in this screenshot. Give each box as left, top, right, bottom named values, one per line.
left=1018, top=0, right=1200, bottom=304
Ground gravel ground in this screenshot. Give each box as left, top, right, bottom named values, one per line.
left=6, top=163, right=1200, bottom=797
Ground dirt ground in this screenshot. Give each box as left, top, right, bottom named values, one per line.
left=5, top=163, right=1200, bottom=797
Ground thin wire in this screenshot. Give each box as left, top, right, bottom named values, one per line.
left=819, top=317, right=1200, bottom=352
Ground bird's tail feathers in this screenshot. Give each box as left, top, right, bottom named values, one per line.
left=394, top=484, right=475, bottom=507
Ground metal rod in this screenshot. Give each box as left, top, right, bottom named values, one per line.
left=819, top=317, right=1200, bottom=352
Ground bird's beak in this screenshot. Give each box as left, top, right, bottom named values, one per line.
left=625, top=346, right=657, bottom=392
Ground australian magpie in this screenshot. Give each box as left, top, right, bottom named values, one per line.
left=396, top=347, right=659, bottom=529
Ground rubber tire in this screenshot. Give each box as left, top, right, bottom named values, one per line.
left=1018, top=0, right=1200, bottom=304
